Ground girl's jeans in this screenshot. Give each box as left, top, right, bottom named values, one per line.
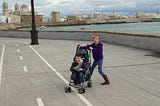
left=90, top=59, right=106, bottom=77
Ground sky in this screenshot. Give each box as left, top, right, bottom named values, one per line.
left=0, top=0, right=160, bottom=16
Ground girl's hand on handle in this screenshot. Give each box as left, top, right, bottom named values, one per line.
left=89, top=47, right=93, bottom=50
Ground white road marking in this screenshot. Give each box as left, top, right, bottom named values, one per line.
left=19, top=56, right=23, bottom=61
left=17, top=49, right=20, bottom=52
left=0, top=43, right=5, bottom=86
left=29, top=45, right=93, bottom=106
left=36, top=98, right=44, bottom=106
left=23, top=66, right=28, bottom=72
left=16, top=44, right=18, bottom=47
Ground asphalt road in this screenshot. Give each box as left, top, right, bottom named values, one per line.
left=0, top=37, right=160, bottom=106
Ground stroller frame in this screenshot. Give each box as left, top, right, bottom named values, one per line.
left=65, top=45, right=92, bottom=94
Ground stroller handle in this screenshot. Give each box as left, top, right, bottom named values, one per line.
left=76, top=44, right=80, bottom=50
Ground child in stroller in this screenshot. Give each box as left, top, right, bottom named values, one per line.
left=70, top=54, right=86, bottom=86
left=65, top=45, right=92, bottom=94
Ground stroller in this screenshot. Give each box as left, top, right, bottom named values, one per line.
left=65, top=44, right=92, bottom=94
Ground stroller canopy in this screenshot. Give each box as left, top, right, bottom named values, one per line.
left=75, top=48, right=89, bottom=63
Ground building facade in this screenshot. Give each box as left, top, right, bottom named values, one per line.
left=2, top=1, right=9, bottom=15
left=0, top=15, right=7, bottom=23
left=51, top=11, right=60, bottom=22
left=67, top=16, right=80, bottom=22
left=1, top=0, right=43, bottom=23
left=21, top=15, right=43, bottom=23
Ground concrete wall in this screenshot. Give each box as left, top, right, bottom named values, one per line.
left=0, top=31, right=160, bottom=52
left=101, top=34, right=160, bottom=52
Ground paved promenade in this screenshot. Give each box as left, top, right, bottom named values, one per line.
left=0, top=37, right=160, bottom=106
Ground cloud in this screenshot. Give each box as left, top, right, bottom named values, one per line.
left=0, top=0, right=160, bottom=16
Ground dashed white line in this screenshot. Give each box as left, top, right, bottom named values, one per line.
left=19, top=56, right=23, bottom=61
left=16, top=44, right=18, bottom=47
left=0, top=43, right=5, bottom=86
left=36, top=98, right=44, bottom=106
left=23, top=66, right=28, bottom=72
left=17, top=49, right=20, bottom=53
left=29, top=45, right=93, bottom=106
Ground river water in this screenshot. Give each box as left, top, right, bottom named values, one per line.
left=21, top=22, right=160, bottom=35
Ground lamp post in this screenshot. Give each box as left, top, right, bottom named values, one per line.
left=30, top=0, right=39, bottom=45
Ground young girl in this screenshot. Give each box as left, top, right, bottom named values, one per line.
left=80, top=35, right=110, bottom=85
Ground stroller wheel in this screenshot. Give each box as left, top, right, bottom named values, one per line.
left=65, top=87, right=68, bottom=93
left=65, top=87, right=71, bottom=93
left=87, top=82, right=92, bottom=88
left=78, top=88, right=85, bottom=94
left=68, top=87, right=71, bottom=92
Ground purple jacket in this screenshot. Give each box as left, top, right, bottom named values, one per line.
left=80, top=42, right=103, bottom=61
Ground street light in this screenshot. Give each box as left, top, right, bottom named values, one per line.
left=30, top=0, right=39, bottom=45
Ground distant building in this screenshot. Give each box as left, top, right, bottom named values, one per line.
left=51, top=11, right=60, bottom=22
left=156, top=12, right=160, bottom=18
left=67, top=16, right=80, bottom=22
left=5, top=15, right=21, bottom=23
left=136, top=11, right=160, bottom=19
left=1, top=1, right=21, bottom=23
left=21, top=15, right=43, bottom=23
left=77, top=14, right=90, bottom=21
left=9, top=15, right=21, bottom=23
left=42, top=16, right=51, bottom=22
left=20, top=4, right=40, bottom=22
left=2, top=1, right=9, bottom=15
left=1, top=1, right=43, bottom=23
left=145, top=13, right=160, bottom=19
left=20, top=4, right=29, bottom=13
left=136, top=11, right=145, bottom=18
left=91, top=13, right=110, bottom=21
left=60, top=17, right=67, bottom=22
left=154, top=11, right=160, bottom=18
left=0, top=15, right=7, bottom=23
left=13, top=3, right=20, bottom=15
